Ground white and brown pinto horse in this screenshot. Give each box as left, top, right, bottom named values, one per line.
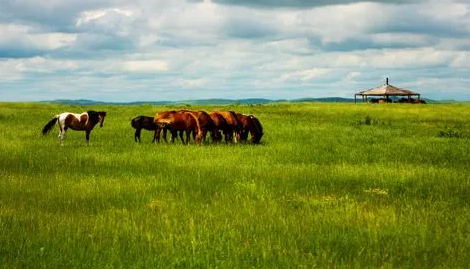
left=42, top=110, right=107, bottom=144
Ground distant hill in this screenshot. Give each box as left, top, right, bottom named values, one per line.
left=42, top=99, right=171, bottom=106
left=42, top=97, right=361, bottom=106
left=42, top=97, right=457, bottom=106
left=292, top=97, right=355, bottom=103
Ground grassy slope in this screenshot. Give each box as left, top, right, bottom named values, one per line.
left=1, top=102, right=470, bottom=268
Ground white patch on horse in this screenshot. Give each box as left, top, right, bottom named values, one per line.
left=58, top=112, right=71, bottom=130
left=66, top=112, right=88, bottom=125
left=80, top=112, right=89, bottom=125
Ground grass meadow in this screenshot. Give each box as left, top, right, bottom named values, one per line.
left=1, top=102, right=470, bottom=268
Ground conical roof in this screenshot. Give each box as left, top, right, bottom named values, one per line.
left=357, top=79, right=419, bottom=96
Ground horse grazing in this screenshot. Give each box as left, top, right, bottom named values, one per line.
left=42, top=110, right=107, bottom=144
left=154, top=110, right=202, bottom=144
left=179, top=110, right=215, bottom=143
left=213, top=111, right=241, bottom=143
left=369, top=98, right=392, bottom=103
left=398, top=98, right=427, bottom=104
left=131, top=115, right=158, bottom=143
left=413, top=99, right=426, bottom=104
left=209, top=112, right=228, bottom=142
left=236, top=113, right=264, bottom=144
left=152, top=111, right=176, bottom=143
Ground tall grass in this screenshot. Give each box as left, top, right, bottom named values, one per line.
left=1, top=102, right=470, bottom=268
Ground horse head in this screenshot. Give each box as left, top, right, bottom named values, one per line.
left=98, top=111, right=107, bottom=127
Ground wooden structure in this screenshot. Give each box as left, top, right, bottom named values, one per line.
left=354, top=78, right=420, bottom=103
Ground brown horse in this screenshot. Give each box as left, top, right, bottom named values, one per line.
left=213, top=111, right=241, bottom=143
left=152, top=111, right=176, bottom=143
left=179, top=110, right=215, bottom=143
left=42, top=110, right=107, bottom=144
left=413, top=99, right=426, bottom=104
left=250, top=115, right=264, bottom=143
left=236, top=113, right=263, bottom=144
left=398, top=98, right=427, bottom=104
left=131, top=115, right=158, bottom=143
left=370, top=98, right=392, bottom=103
left=154, top=110, right=202, bottom=144
left=209, top=112, right=228, bottom=142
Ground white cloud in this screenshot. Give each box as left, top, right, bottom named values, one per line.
left=345, top=71, right=361, bottom=81
left=280, top=68, right=333, bottom=82
left=177, top=78, right=209, bottom=88
left=289, top=2, right=390, bottom=44
left=418, top=1, right=469, bottom=22
left=76, top=8, right=134, bottom=27
left=368, top=48, right=457, bottom=68
left=0, top=23, right=76, bottom=52
left=371, top=33, right=432, bottom=47
left=450, top=52, right=470, bottom=68
left=0, top=56, right=79, bottom=74
left=123, top=60, right=169, bottom=72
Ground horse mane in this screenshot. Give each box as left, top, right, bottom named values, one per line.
left=250, top=115, right=263, bottom=135
left=228, top=110, right=242, bottom=130
left=187, top=112, right=202, bottom=142
left=249, top=115, right=263, bottom=143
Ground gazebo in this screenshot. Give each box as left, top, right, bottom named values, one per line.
left=354, top=78, right=420, bottom=103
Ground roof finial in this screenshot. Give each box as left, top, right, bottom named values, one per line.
left=386, top=77, right=389, bottom=85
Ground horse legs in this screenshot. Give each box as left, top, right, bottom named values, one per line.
left=240, top=130, right=249, bottom=142
left=179, top=131, right=185, bottom=144
left=199, top=129, right=207, bottom=143
left=58, top=126, right=67, bottom=145
left=212, top=130, right=222, bottom=142
left=185, top=130, right=191, bottom=145
left=153, top=129, right=158, bottom=143
left=86, top=130, right=91, bottom=143
left=168, top=130, right=177, bottom=143
left=153, top=126, right=163, bottom=143
left=224, top=129, right=233, bottom=143
left=163, top=128, right=173, bottom=143
left=135, top=128, right=141, bottom=143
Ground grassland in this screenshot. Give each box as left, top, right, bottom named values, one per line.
left=1, top=102, right=470, bottom=268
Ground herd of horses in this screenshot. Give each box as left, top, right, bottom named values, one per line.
left=42, top=109, right=263, bottom=145
left=369, top=97, right=426, bottom=104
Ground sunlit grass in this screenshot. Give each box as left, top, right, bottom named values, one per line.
left=1, top=102, right=470, bottom=267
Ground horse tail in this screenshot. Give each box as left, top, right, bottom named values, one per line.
left=42, top=115, right=59, bottom=135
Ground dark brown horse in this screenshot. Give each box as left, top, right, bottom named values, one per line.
left=398, top=98, right=426, bottom=104
left=179, top=110, right=215, bottom=143
left=42, top=110, right=107, bottom=144
left=213, top=111, right=241, bottom=143
left=413, top=99, right=426, bottom=104
left=131, top=115, right=158, bottom=143
left=250, top=115, right=264, bottom=143
left=209, top=112, right=228, bottom=142
left=236, top=113, right=263, bottom=144
left=154, top=110, right=202, bottom=144
left=369, top=98, right=392, bottom=103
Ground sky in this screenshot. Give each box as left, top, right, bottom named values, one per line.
left=1, top=0, right=469, bottom=102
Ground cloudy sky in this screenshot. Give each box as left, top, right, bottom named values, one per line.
left=1, top=0, right=469, bottom=102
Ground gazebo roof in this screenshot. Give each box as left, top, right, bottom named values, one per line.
left=357, top=84, right=419, bottom=96
left=356, top=79, right=419, bottom=97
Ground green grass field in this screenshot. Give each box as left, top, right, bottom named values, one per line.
left=1, top=102, right=470, bottom=268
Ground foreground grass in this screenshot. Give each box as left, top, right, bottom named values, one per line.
left=1, top=102, right=470, bottom=268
